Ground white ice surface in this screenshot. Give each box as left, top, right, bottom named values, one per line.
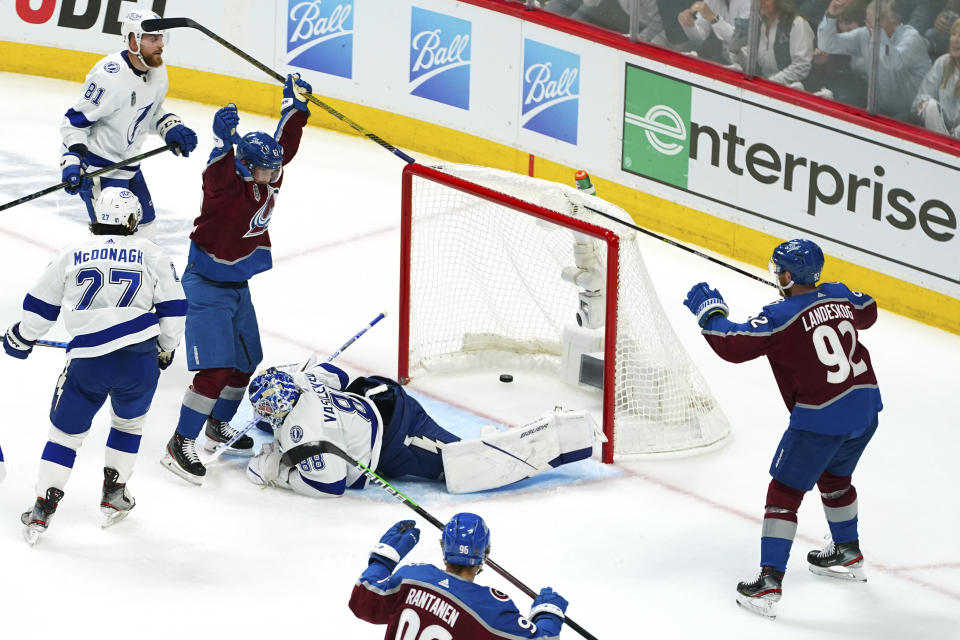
left=0, top=73, right=958, bottom=638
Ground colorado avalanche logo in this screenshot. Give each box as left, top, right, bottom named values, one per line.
left=489, top=588, right=510, bottom=601
left=289, top=425, right=304, bottom=443
left=243, top=193, right=276, bottom=238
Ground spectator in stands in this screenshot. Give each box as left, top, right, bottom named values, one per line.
left=678, top=0, right=751, bottom=63
left=544, top=0, right=667, bottom=41
left=805, top=0, right=870, bottom=104
left=798, top=0, right=832, bottom=26
left=817, top=0, right=931, bottom=118
left=924, top=0, right=960, bottom=57
left=733, top=0, right=815, bottom=85
left=899, top=0, right=943, bottom=39
left=912, top=16, right=960, bottom=135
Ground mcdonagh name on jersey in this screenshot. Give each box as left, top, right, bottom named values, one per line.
left=74, top=248, right=143, bottom=266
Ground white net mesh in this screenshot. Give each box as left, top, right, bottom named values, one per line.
left=405, top=164, right=730, bottom=455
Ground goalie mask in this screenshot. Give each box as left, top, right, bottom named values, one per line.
left=248, top=368, right=299, bottom=426
left=94, top=187, right=142, bottom=230
left=441, top=512, right=490, bottom=567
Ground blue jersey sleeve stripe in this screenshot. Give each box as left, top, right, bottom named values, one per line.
left=155, top=299, right=188, bottom=318
left=64, top=108, right=94, bottom=128
left=318, top=363, right=349, bottom=389
left=67, top=313, right=158, bottom=351
left=23, top=294, right=61, bottom=321
left=298, top=473, right=346, bottom=495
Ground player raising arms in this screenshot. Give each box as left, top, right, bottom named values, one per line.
left=160, top=73, right=313, bottom=485
left=3, top=188, right=186, bottom=544
left=349, top=514, right=569, bottom=639
left=59, top=10, right=197, bottom=236
left=683, top=239, right=882, bottom=618
left=242, top=362, right=601, bottom=497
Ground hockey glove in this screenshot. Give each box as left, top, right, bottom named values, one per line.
left=246, top=441, right=286, bottom=487
left=212, top=104, right=241, bottom=147
left=683, top=282, right=729, bottom=327
left=157, top=346, right=175, bottom=370
left=530, top=587, right=568, bottom=621
left=157, top=114, right=198, bottom=157
left=60, top=151, right=92, bottom=195
left=370, top=520, right=420, bottom=571
left=3, top=323, right=36, bottom=360
left=281, top=73, right=312, bottom=113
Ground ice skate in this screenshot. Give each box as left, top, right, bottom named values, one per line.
left=160, top=432, right=206, bottom=485
left=735, top=566, right=783, bottom=619
left=203, top=418, right=254, bottom=457
left=807, top=535, right=867, bottom=582
left=100, top=467, right=135, bottom=528
left=21, top=487, right=65, bottom=546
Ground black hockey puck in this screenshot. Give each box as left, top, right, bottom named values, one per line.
left=499, top=374, right=514, bottom=383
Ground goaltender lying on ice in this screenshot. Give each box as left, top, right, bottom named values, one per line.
left=243, top=361, right=605, bottom=496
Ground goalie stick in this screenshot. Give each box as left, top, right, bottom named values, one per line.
left=140, top=18, right=416, bottom=165
left=201, top=311, right=387, bottom=463
left=280, top=440, right=600, bottom=640
left=0, top=143, right=175, bottom=213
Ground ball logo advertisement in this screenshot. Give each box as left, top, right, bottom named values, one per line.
left=287, top=0, right=354, bottom=79
left=409, top=7, right=471, bottom=110
left=520, top=39, right=579, bottom=145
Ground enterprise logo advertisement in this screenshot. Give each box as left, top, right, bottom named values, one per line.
left=287, top=0, right=355, bottom=79
left=520, top=39, right=580, bottom=145
left=409, top=7, right=471, bottom=110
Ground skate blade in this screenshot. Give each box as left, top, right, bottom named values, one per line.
left=159, top=454, right=204, bottom=486
left=202, top=439, right=254, bottom=458
left=808, top=564, right=867, bottom=582
left=735, top=594, right=778, bottom=619
left=23, top=524, right=44, bottom=546
left=100, top=508, right=131, bottom=528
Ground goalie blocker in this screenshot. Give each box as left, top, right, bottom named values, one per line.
left=245, top=363, right=602, bottom=497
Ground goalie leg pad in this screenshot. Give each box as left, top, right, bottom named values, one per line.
left=442, top=409, right=599, bottom=494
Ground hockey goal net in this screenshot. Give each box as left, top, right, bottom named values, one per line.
left=399, top=163, right=729, bottom=462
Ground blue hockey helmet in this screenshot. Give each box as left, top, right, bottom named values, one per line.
left=236, top=132, right=284, bottom=171
left=769, top=239, right=824, bottom=287
left=442, top=512, right=490, bottom=567
left=248, top=368, right=300, bottom=426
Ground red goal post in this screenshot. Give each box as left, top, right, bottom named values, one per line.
left=399, top=163, right=621, bottom=462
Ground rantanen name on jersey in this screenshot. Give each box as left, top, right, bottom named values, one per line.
left=405, top=587, right=461, bottom=627
left=73, top=246, right=144, bottom=266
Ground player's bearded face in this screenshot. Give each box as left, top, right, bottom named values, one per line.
left=139, top=34, right=165, bottom=67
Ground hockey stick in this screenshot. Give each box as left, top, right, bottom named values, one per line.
left=0, top=143, right=175, bottom=213
left=201, top=311, right=387, bottom=463
left=281, top=440, right=599, bottom=640
left=140, top=18, right=416, bottom=165
left=36, top=339, right=68, bottom=349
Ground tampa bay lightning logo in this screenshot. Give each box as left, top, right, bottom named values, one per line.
left=104, top=61, right=120, bottom=74
left=289, top=425, right=304, bottom=443
left=243, top=192, right=277, bottom=238
left=126, top=102, right=154, bottom=145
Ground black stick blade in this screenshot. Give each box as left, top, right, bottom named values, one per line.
left=142, top=17, right=194, bottom=30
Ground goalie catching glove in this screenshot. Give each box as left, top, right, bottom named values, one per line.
left=683, top=282, right=729, bottom=327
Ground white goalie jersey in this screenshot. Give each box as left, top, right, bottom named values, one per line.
left=61, top=51, right=170, bottom=172
left=273, top=366, right=386, bottom=497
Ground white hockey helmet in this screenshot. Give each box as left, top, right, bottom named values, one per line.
left=94, top=187, right=142, bottom=229
left=121, top=10, right=166, bottom=64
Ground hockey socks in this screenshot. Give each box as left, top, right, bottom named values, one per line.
left=176, top=368, right=233, bottom=439
left=210, top=370, right=253, bottom=423
left=760, top=479, right=805, bottom=572
left=817, top=472, right=859, bottom=543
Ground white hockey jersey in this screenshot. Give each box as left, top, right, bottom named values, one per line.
left=275, top=366, right=386, bottom=497
left=18, top=234, right=186, bottom=359
left=60, top=51, right=170, bottom=179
